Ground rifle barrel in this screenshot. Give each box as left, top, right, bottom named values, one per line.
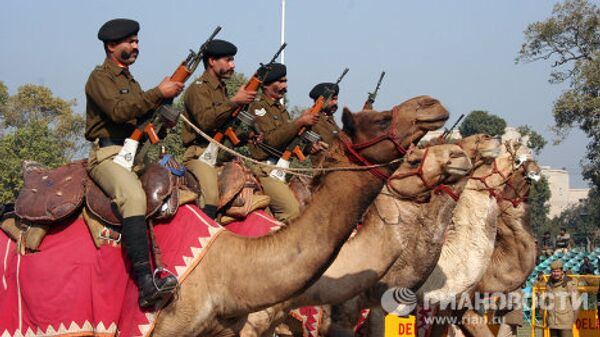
left=269, top=43, right=287, bottom=64
left=336, top=68, right=350, bottom=84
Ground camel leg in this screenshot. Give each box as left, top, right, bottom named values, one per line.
left=364, top=306, right=386, bottom=337
left=457, top=310, right=495, bottom=337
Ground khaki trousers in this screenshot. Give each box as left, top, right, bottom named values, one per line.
left=258, top=175, right=300, bottom=223
left=87, top=144, right=147, bottom=219
left=183, top=146, right=220, bottom=208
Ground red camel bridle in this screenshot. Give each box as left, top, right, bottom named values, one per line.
left=385, top=147, right=461, bottom=202
left=496, top=161, right=536, bottom=208
left=339, top=106, right=409, bottom=181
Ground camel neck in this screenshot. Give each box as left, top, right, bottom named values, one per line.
left=294, top=178, right=467, bottom=307
left=207, top=165, right=386, bottom=314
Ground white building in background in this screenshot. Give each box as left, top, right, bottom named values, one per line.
left=422, top=127, right=589, bottom=218
left=540, top=167, right=589, bottom=218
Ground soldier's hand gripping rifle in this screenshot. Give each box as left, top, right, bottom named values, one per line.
left=269, top=68, right=349, bottom=182
left=113, top=26, right=222, bottom=170
left=199, top=44, right=287, bottom=166
left=362, top=71, right=385, bottom=110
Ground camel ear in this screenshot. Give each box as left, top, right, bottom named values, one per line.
left=342, top=107, right=356, bottom=136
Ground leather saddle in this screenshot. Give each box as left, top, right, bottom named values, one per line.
left=15, top=156, right=188, bottom=227
left=15, top=160, right=88, bottom=224
left=218, top=159, right=270, bottom=222
left=86, top=155, right=187, bottom=225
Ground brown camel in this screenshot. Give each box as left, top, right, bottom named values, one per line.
left=448, top=159, right=541, bottom=337
left=240, top=143, right=475, bottom=337
left=315, top=134, right=504, bottom=337
left=149, top=96, right=449, bottom=337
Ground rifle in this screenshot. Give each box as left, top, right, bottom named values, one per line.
left=113, top=26, right=222, bottom=170
left=268, top=68, right=349, bottom=182
left=440, top=113, right=465, bottom=140
left=362, top=71, right=385, bottom=110
left=213, top=43, right=287, bottom=146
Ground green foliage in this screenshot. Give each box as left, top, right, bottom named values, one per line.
left=517, top=125, right=548, bottom=155
left=528, top=175, right=552, bottom=236
left=0, top=81, right=8, bottom=108
left=459, top=110, right=507, bottom=137
left=517, top=0, right=600, bottom=187
left=224, top=72, right=248, bottom=98
left=0, top=82, right=84, bottom=203
left=0, top=120, right=68, bottom=203
left=0, top=83, right=85, bottom=159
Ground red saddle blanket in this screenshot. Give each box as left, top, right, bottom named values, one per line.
left=0, top=205, right=285, bottom=337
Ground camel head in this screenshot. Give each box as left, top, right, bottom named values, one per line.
left=341, top=96, right=449, bottom=164
left=456, top=134, right=502, bottom=167
left=387, top=144, right=472, bottom=199
left=502, top=159, right=542, bottom=205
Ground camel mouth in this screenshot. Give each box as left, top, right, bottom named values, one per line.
left=415, top=114, right=450, bottom=124
left=480, top=148, right=501, bottom=159
left=446, top=166, right=471, bottom=176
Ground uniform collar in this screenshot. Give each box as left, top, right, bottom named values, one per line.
left=200, top=70, right=225, bottom=91
left=104, top=58, right=130, bottom=77
left=262, top=95, right=282, bottom=108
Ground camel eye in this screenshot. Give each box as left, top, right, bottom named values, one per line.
left=375, top=116, right=392, bottom=128
left=449, top=151, right=463, bottom=159
left=407, top=158, right=421, bottom=167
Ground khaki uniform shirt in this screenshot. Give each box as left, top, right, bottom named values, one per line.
left=85, top=58, right=163, bottom=141
left=247, top=95, right=300, bottom=161
left=182, top=70, right=237, bottom=146
left=312, top=113, right=340, bottom=146
left=543, top=276, right=579, bottom=330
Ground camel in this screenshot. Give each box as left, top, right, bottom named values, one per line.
left=317, top=137, right=523, bottom=337
left=238, top=134, right=502, bottom=337
left=240, top=143, right=474, bottom=337
left=148, top=96, right=450, bottom=337
left=446, top=159, right=541, bottom=337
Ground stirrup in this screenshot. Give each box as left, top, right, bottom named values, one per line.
left=152, top=267, right=179, bottom=293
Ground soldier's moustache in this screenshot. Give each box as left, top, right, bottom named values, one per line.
left=121, top=49, right=139, bottom=60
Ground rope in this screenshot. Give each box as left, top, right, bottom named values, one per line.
left=179, top=114, right=403, bottom=176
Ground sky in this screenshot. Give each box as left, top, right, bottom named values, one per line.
left=0, top=0, right=591, bottom=187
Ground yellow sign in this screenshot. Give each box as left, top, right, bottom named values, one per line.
left=385, top=314, right=416, bottom=337
left=573, top=310, right=599, bottom=337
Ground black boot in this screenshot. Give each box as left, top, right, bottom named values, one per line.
left=122, top=216, right=177, bottom=308
left=135, top=263, right=178, bottom=308
left=201, top=204, right=218, bottom=220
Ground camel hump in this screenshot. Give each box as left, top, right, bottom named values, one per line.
left=15, top=160, right=88, bottom=224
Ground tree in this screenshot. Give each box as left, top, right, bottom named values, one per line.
left=528, top=175, right=552, bottom=236
left=0, top=120, right=69, bottom=203
left=517, top=125, right=548, bottom=155
left=0, top=81, right=7, bottom=108
left=517, top=0, right=600, bottom=187
left=459, top=110, right=507, bottom=137
left=0, top=82, right=84, bottom=203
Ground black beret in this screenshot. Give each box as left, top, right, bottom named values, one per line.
left=262, top=63, right=287, bottom=85
left=309, top=82, right=339, bottom=100
left=204, top=39, right=238, bottom=58
left=98, top=18, right=139, bottom=42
